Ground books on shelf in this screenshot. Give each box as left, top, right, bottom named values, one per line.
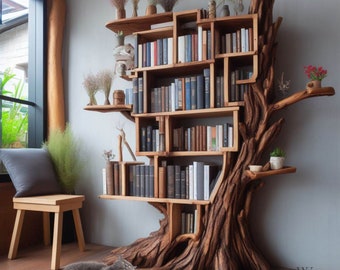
left=137, top=37, right=173, bottom=68
left=140, top=125, right=165, bottom=152
left=149, top=69, right=211, bottom=114
left=219, top=27, right=254, bottom=54
left=172, top=123, right=234, bottom=152
left=128, top=164, right=155, bottom=198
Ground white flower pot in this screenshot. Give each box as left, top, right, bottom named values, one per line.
left=270, top=156, right=285, bottom=170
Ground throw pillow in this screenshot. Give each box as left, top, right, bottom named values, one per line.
left=0, top=148, right=63, bottom=197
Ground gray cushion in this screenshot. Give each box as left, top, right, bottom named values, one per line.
left=0, top=148, right=62, bottom=197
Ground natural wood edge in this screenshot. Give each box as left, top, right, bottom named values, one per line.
left=84, top=104, right=132, bottom=112
left=245, top=166, right=296, bottom=180
left=84, top=105, right=134, bottom=121
left=98, top=195, right=210, bottom=205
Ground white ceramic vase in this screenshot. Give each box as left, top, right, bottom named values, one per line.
left=270, top=156, right=285, bottom=170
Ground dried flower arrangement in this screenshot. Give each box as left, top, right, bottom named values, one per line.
left=158, top=0, right=179, bottom=12
left=110, top=0, right=127, bottom=19
left=132, top=0, right=140, bottom=17
left=97, top=70, right=113, bottom=105
left=83, top=73, right=99, bottom=105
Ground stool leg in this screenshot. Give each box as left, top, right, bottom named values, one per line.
left=72, top=209, right=85, bottom=251
left=43, top=212, right=51, bottom=246
left=8, top=209, right=25, bottom=259
left=51, top=212, right=63, bottom=270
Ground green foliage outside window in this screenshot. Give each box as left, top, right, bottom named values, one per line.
left=0, top=68, right=28, bottom=148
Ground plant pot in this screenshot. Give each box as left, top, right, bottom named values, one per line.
left=146, top=5, right=157, bottom=15
left=270, top=156, right=285, bottom=170
left=306, top=79, right=322, bottom=89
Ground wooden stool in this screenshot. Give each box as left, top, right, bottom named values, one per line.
left=8, top=194, right=86, bottom=270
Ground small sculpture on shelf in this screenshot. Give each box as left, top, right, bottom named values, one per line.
left=112, top=31, right=134, bottom=77
left=83, top=73, right=99, bottom=106
left=117, top=127, right=136, bottom=162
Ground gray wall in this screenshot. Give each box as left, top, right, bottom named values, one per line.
left=64, top=1, right=340, bottom=269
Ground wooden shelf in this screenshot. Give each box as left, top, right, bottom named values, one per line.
left=105, top=12, right=173, bottom=35
left=84, top=104, right=132, bottom=113
left=99, top=194, right=210, bottom=205
left=245, top=166, right=296, bottom=180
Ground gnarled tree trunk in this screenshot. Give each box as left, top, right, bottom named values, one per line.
left=103, top=0, right=335, bottom=269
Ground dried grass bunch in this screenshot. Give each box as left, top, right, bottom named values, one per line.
left=158, top=0, right=178, bottom=12
left=83, top=73, right=99, bottom=105
left=98, top=70, right=113, bottom=105
left=110, top=0, right=127, bottom=10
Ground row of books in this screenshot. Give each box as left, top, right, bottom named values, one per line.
left=178, top=28, right=212, bottom=63
left=181, top=210, right=197, bottom=234
left=172, top=123, right=234, bottom=152
left=140, top=125, right=165, bottom=152
left=219, top=28, right=254, bottom=54
left=136, top=37, right=174, bottom=68
left=160, top=162, right=220, bottom=200
left=103, top=160, right=220, bottom=200
left=132, top=77, right=144, bottom=114
left=150, top=68, right=211, bottom=113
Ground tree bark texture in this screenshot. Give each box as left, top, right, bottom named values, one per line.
left=103, top=0, right=335, bottom=269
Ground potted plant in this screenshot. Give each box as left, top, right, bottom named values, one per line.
left=43, top=123, right=83, bottom=194
left=269, top=147, right=285, bottom=170
left=304, top=65, right=327, bottom=89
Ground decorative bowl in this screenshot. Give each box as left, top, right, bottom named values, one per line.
left=248, top=165, right=263, bottom=172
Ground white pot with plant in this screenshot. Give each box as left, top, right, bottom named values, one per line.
left=269, top=147, right=285, bottom=170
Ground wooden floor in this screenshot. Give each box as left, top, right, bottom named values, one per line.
left=0, top=242, right=113, bottom=270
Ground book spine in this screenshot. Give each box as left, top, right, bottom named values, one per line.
left=158, top=166, right=166, bottom=198
left=168, top=37, right=173, bottom=65
left=163, top=38, right=168, bottom=65
left=196, top=74, right=204, bottom=109
left=175, top=165, right=181, bottom=199
left=146, top=125, right=153, bottom=152
left=106, top=162, right=114, bottom=195
left=140, top=126, right=146, bottom=151
left=138, top=77, right=144, bottom=114
left=132, top=78, right=138, bottom=114
left=190, top=76, right=197, bottom=110
left=140, top=165, right=145, bottom=197
left=185, top=77, right=191, bottom=110
left=167, top=165, right=175, bottom=198
left=150, top=165, right=155, bottom=197
left=113, top=162, right=120, bottom=195
left=203, top=68, right=210, bottom=109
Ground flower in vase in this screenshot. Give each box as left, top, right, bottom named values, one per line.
left=304, top=65, right=327, bottom=81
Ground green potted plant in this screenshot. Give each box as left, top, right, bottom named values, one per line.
left=43, top=124, right=83, bottom=194
left=269, top=147, right=285, bottom=170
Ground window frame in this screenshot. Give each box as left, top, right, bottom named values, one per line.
left=27, top=0, right=47, bottom=148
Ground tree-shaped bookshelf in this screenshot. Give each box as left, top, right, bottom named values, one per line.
left=97, top=0, right=335, bottom=269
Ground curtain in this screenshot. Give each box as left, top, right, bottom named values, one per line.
left=47, top=0, right=66, bottom=134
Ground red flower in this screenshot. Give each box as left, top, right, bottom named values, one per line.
left=304, top=65, right=327, bottom=81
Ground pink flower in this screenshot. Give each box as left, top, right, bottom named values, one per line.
left=304, top=65, right=327, bottom=81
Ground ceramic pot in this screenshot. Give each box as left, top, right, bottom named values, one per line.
left=270, top=156, right=285, bottom=170
left=146, top=5, right=157, bottom=15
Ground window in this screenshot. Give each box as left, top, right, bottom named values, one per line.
left=0, top=0, right=46, bottom=150
left=0, top=0, right=46, bottom=179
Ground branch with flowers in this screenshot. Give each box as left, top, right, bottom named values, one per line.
left=304, top=65, right=327, bottom=81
